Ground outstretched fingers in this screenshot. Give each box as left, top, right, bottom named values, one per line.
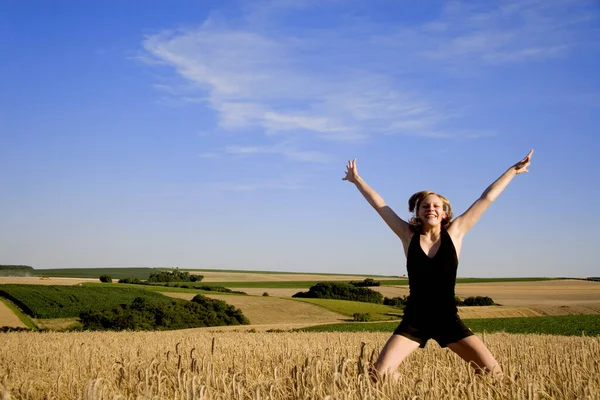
left=515, top=149, right=533, bottom=174
left=342, top=158, right=358, bottom=181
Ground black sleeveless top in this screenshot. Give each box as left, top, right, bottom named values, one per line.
left=404, top=229, right=459, bottom=318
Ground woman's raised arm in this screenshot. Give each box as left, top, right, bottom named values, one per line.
left=450, top=150, right=534, bottom=237
left=343, top=159, right=413, bottom=244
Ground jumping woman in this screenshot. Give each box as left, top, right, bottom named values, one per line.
left=342, top=150, right=533, bottom=379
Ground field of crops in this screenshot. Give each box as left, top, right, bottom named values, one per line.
left=0, top=285, right=180, bottom=318
left=32, top=267, right=158, bottom=279
left=298, top=314, right=600, bottom=336
left=1, top=330, right=598, bottom=399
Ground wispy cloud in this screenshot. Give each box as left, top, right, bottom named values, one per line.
left=141, top=15, right=469, bottom=143
left=384, top=0, right=597, bottom=67
left=200, top=144, right=332, bottom=163
left=141, top=0, right=597, bottom=147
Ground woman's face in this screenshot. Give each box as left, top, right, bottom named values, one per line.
left=417, top=194, right=447, bottom=226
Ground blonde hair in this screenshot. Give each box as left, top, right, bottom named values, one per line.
left=408, top=191, right=453, bottom=233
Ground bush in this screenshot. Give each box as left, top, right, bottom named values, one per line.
left=292, top=282, right=383, bottom=304
left=383, top=296, right=409, bottom=307
left=118, top=277, right=141, bottom=284
left=99, top=275, right=112, bottom=283
left=456, top=296, right=495, bottom=306
left=79, top=295, right=249, bottom=331
left=353, top=312, right=372, bottom=322
left=350, top=278, right=381, bottom=287
left=190, top=285, right=247, bottom=295
left=147, top=269, right=203, bottom=283
left=262, top=292, right=269, bottom=296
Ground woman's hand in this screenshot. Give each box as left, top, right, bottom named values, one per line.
left=342, top=158, right=359, bottom=183
left=512, top=149, right=534, bottom=174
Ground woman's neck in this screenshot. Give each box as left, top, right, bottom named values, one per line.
left=420, top=224, right=442, bottom=239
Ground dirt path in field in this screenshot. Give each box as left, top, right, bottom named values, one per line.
left=162, top=293, right=346, bottom=325
left=0, top=299, right=26, bottom=328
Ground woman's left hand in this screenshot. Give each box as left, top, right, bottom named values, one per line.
left=512, top=149, right=533, bottom=174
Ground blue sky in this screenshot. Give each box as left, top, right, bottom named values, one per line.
left=1, top=0, right=599, bottom=277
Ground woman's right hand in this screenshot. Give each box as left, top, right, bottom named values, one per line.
left=342, top=158, right=359, bottom=183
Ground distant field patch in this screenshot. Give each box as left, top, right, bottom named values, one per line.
left=32, top=268, right=157, bottom=280
left=233, top=288, right=300, bottom=297
left=34, top=318, right=80, bottom=331
left=0, top=285, right=180, bottom=318
left=192, top=271, right=404, bottom=283
left=162, top=292, right=345, bottom=325
left=371, top=279, right=600, bottom=310
left=298, top=314, right=600, bottom=336
left=0, top=297, right=27, bottom=328
left=531, top=304, right=600, bottom=316
left=454, top=279, right=600, bottom=307
left=0, top=277, right=98, bottom=286
left=457, top=306, right=542, bottom=319
left=82, top=282, right=226, bottom=295
left=292, top=298, right=402, bottom=321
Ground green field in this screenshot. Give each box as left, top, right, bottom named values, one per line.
left=168, top=268, right=400, bottom=277
left=297, top=315, right=600, bottom=336
left=292, top=298, right=402, bottom=321
left=0, top=285, right=184, bottom=318
left=32, top=267, right=158, bottom=280
left=82, top=282, right=241, bottom=295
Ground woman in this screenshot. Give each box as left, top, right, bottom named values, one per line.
left=342, top=150, right=533, bottom=379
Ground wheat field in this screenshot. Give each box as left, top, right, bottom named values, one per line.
left=1, top=330, right=598, bottom=399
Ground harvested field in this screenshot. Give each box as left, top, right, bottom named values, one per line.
left=0, top=277, right=98, bottom=286
left=454, top=279, right=600, bottom=307
left=531, top=303, right=600, bottom=316
left=162, top=292, right=345, bottom=325
left=457, top=306, right=542, bottom=319
left=0, top=299, right=26, bottom=328
left=371, top=280, right=600, bottom=309
left=191, top=270, right=404, bottom=283
left=1, top=330, right=599, bottom=399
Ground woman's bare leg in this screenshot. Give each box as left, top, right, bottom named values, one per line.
left=447, top=335, right=502, bottom=376
left=372, top=334, right=420, bottom=381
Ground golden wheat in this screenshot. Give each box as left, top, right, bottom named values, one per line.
left=0, top=330, right=599, bottom=399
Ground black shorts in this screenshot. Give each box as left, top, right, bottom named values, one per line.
left=393, top=314, right=473, bottom=348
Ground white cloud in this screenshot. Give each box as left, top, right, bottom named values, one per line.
left=409, top=0, right=596, bottom=65
left=140, top=0, right=597, bottom=147
left=221, top=144, right=333, bottom=163
left=141, top=17, right=471, bottom=143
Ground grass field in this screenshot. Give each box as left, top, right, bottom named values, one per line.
left=32, top=267, right=158, bottom=279
left=292, top=298, right=403, bottom=320
left=81, top=282, right=235, bottom=294
left=296, top=314, right=600, bottom=336
left=1, top=330, right=598, bottom=399
left=0, top=285, right=182, bottom=318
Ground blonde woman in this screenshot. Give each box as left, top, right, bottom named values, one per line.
left=342, top=150, right=533, bottom=379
